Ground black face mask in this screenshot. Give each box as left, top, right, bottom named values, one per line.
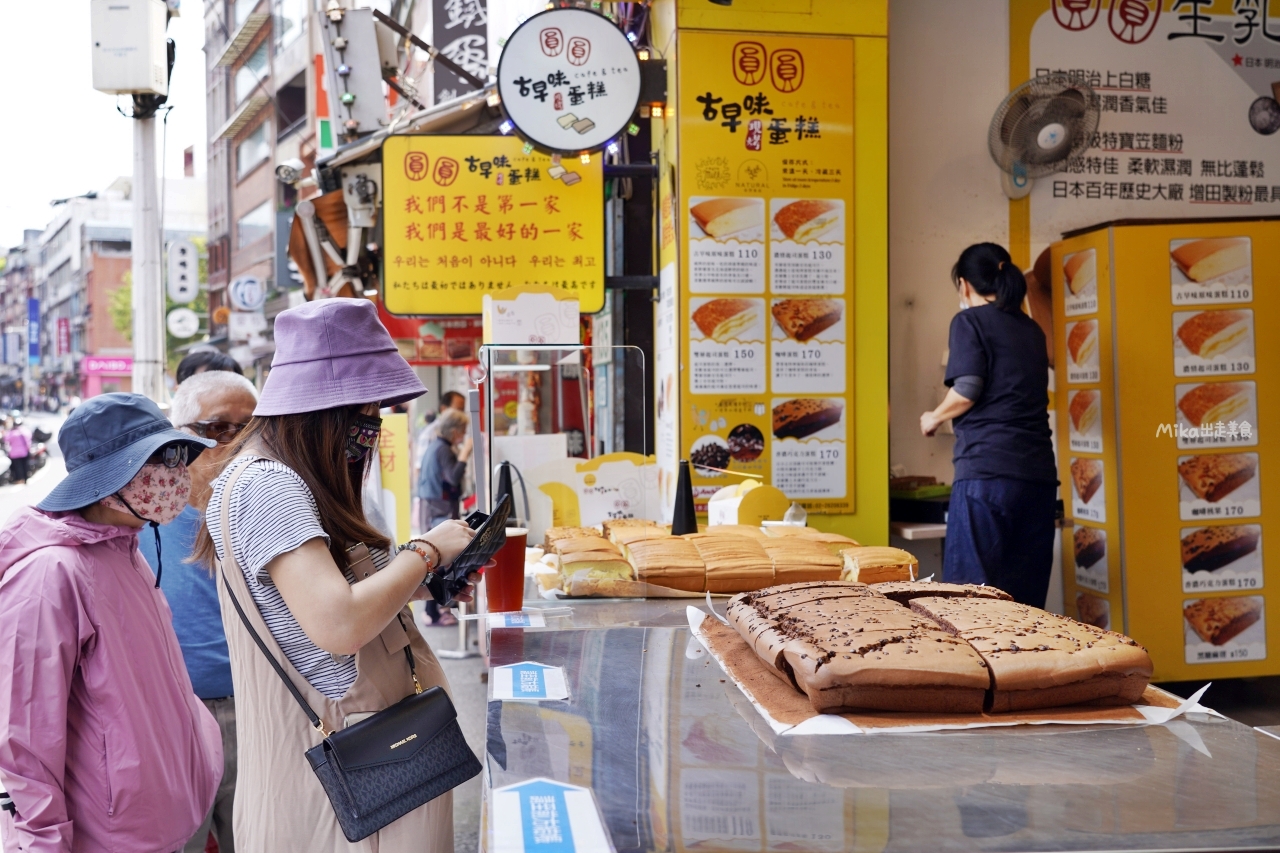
left=346, top=413, right=383, bottom=463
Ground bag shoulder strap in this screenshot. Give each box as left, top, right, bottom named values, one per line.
left=218, top=456, right=331, bottom=736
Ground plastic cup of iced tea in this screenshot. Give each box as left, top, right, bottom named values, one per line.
left=486, top=527, right=528, bottom=613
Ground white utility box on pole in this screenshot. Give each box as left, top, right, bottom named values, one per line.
left=91, top=0, right=171, bottom=404
left=91, top=0, right=169, bottom=96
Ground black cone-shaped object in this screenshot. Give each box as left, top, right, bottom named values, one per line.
left=671, top=459, right=698, bottom=535
left=494, top=461, right=514, bottom=515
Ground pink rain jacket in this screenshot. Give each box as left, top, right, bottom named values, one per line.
left=0, top=507, right=221, bottom=853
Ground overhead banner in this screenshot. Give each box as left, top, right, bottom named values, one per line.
left=381, top=134, right=605, bottom=315
left=677, top=31, right=857, bottom=515
left=1011, top=0, right=1280, bottom=252
left=432, top=0, right=488, bottom=104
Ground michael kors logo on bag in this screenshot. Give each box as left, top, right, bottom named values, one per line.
left=389, top=733, right=418, bottom=750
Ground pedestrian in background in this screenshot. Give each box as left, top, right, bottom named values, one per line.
left=3, top=416, right=31, bottom=485
left=416, top=408, right=471, bottom=627
left=136, top=370, right=257, bottom=853
left=192, top=298, right=480, bottom=852
left=0, top=394, right=221, bottom=852
left=177, top=349, right=244, bottom=385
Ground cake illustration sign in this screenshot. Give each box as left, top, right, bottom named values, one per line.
left=496, top=7, right=642, bottom=154
left=677, top=31, right=856, bottom=513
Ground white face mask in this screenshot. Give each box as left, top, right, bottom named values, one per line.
left=959, top=298, right=969, bottom=311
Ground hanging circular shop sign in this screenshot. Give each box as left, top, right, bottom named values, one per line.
left=497, top=7, right=641, bottom=154
left=228, top=275, right=266, bottom=312
left=166, top=307, right=200, bottom=339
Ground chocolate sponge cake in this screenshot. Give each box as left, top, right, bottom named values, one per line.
left=771, top=298, right=844, bottom=342
left=1074, top=526, right=1106, bottom=570
left=727, top=583, right=991, bottom=714
left=1180, top=525, right=1260, bottom=574
left=1178, top=453, right=1256, bottom=503
left=772, top=398, right=843, bottom=439
left=1183, top=596, right=1262, bottom=645
left=871, top=581, right=1012, bottom=605
left=909, top=597, right=1152, bottom=712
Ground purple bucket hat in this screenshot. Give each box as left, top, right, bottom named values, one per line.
left=254, top=297, right=426, bottom=416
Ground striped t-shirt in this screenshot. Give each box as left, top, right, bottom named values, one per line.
left=209, top=457, right=390, bottom=699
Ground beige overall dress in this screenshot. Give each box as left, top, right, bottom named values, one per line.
left=215, top=458, right=455, bottom=853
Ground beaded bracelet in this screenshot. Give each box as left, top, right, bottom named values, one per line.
left=397, top=538, right=443, bottom=583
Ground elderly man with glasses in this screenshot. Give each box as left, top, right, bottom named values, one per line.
left=136, top=368, right=257, bottom=853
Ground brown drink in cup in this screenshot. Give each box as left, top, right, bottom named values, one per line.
left=486, top=527, right=528, bottom=613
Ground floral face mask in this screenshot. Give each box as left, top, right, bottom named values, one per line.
left=100, top=461, right=191, bottom=526
left=346, top=413, right=383, bottom=463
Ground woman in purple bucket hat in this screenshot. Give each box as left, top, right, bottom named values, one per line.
left=193, top=298, right=479, bottom=851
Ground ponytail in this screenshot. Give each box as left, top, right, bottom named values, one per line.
left=951, top=242, right=1026, bottom=313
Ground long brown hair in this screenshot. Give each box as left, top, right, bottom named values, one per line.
left=193, top=406, right=390, bottom=569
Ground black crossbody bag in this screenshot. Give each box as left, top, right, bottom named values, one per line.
left=218, top=461, right=482, bottom=841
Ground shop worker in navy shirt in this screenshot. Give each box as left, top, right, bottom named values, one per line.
left=919, top=243, right=1058, bottom=607
left=137, top=367, right=257, bottom=853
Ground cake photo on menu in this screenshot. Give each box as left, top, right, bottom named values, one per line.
left=1076, top=592, right=1110, bottom=630
left=771, top=298, right=844, bottom=342
left=772, top=398, right=843, bottom=439
left=1177, top=453, right=1257, bottom=503
left=726, top=423, right=764, bottom=462
left=1074, top=525, right=1106, bottom=569
left=1176, top=310, right=1251, bottom=359
left=1070, top=457, right=1103, bottom=504
left=1171, top=237, right=1250, bottom=283
left=1178, top=381, right=1251, bottom=427
left=690, top=197, right=763, bottom=239
left=1064, top=249, right=1096, bottom=295
left=1180, top=524, right=1260, bottom=574
left=1069, top=389, right=1100, bottom=434
left=773, top=199, right=842, bottom=242
left=1067, top=319, right=1098, bottom=366
left=1183, top=596, right=1262, bottom=645
left=692, top=298, right=760, bottom=343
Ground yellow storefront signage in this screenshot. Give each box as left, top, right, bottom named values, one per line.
left=1053, top=219, right=1279, bottom=681
left=676, top=30, right=859, bottom=515
left=377, top=412, right=412, bottom=541
left=381, top=135, right=605, bottom=315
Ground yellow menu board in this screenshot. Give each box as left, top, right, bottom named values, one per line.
left=676, top=31, right=857, bottom=514
left=1052, top=230, right=1124, bottom=640
left=381, top=135, right=605, bottom=315
left=1054, top=218, right=1279, bottom=681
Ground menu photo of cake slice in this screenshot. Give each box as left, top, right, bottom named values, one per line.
left=1065, top=319, right=1100, bottom=382
left=770, top=198, right=844, bottom=244
left=690, top=298, right=764, bottom=344
left=1170, top=237, right=1252, bottom=303
left=1183, top=595, right=1265, bottom=663
left=1177, top=452, right=1260, bottom=520
left=1173, top=309, right=1255, bottom=375
left=771, top=397, right=845, bottom=441
left=770, top=298, right=845, bottom=343
left=1073, top=524, right=1108, bottom=593
left=1075, top=592, right=1110, bottom=630
left=1062, top=247, right=1097, bottom=316
left=688, top=196, right=765, bottom=242
left=1067, top=390, right=1102, bottom=452
left=1069, top=457, right=1106, bottom=522
left=1175, top=381, right=1257, bottom=449
left=1179, top=524, right=1262, bottom=593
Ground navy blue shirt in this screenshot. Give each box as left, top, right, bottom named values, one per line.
left=944, top=303, right=1056, bottom=484
left=137, top=504, right=235, bottom=698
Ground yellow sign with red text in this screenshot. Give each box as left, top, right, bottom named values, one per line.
left=382, top=135, right=604, bottom=315
left=677, top=30, right=857, bottom=515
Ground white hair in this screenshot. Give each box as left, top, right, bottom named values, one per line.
left=170, top=369, right=259, bottom=427
left=435, top=407, right=470, bottom=441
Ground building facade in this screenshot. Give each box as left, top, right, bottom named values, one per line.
left=205, top=0, right=315, bottom=375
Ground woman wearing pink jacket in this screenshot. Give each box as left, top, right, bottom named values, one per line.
left=0, top=394, right=222, bottom=852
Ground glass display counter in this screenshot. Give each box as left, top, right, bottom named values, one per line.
left=481, top=600, right=1280, bottom=852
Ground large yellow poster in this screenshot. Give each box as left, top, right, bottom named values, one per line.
left=381, top=135, right=605, bottom=315
left=677, top=31, right=857, bottom=514
left=1054, top=219, right=1279, bottom=681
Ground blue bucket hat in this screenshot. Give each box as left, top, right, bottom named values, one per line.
left=38, top=393, right=216, bottom=513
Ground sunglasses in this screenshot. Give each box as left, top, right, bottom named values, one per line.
left=182, top=419, right=247, bottom=444
left=147, top=444, right=190, bottom=468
